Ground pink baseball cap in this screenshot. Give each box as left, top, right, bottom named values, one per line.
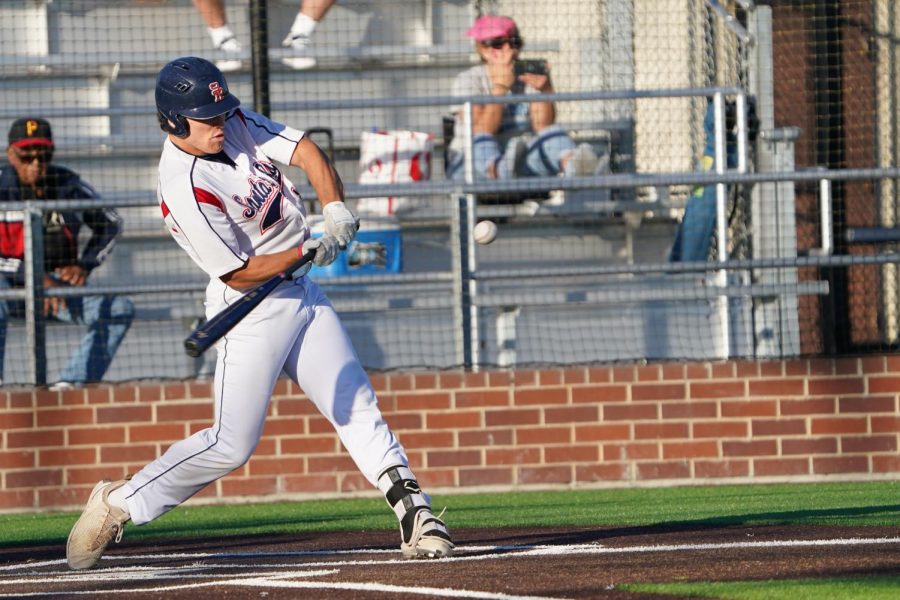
left=465, top=15, right=518, bottom=42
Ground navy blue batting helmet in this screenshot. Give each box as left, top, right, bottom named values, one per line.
left=155, top=57, right=240, bottom=138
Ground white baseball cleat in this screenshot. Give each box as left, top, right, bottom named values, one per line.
left=66, top=479, right=130, bottom=570
left=401, top=508, right=454, bottom=559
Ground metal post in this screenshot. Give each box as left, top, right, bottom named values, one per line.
left=736, top=92, right=748, bottom=174
left=450, top=194, right=473, bottom=368
left=462, top=102, right=475, bottom=183
left=460, top=101, right=480, bottom=369
left=496, top=307, right=520, bottom=367
left=466, top=193, right=480, bottom=369
left=713, top=92, right=729, bottom=263
left=249, top=0, right=270, bottom=116
left=820, top=178, right=833, bottom=255
left=713, top=92, right=730, bottom=358
left=23, top=206, right=47, bottom=386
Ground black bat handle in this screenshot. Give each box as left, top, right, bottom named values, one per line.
left=183, top=249, right=317, bottom=358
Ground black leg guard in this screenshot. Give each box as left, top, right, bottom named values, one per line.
left=377, top=465, right=454, bottom=558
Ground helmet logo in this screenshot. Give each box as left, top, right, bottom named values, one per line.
left=209, top=81, right=226, bottom=103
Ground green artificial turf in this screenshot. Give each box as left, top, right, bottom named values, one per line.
left=621, top=576, right=900, bottom=599
left=1, top=480, right=896, bottom=547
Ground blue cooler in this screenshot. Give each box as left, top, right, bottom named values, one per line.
left=307, top=215, right=402, bottom=278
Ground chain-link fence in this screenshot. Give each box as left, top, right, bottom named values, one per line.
left=0, top=0, right=898, bottom=385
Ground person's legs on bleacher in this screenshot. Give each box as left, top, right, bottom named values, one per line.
left=54, top=294, right=134, bottom=386
left=193, top=0, right=242, bottom=72
left=282, top=0, right=337, bottom=70
left=446, top=134, right=504, bottom=181
left=520, top=125, right=582, bottom=177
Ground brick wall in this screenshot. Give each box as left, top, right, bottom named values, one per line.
left=1, top=356, right=899, bottom=512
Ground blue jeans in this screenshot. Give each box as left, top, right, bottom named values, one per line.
left=447, top=125, right=576, bottom=180
left=668, top=177, right=718, bottom=262
left=669, top=99, right=738, bottom=262
left=0, top=275, right=134, bottom=383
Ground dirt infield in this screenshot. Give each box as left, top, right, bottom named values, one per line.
left=1, top=525, right=898, bottom=598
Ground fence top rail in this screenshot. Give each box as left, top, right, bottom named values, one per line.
left=6, top=254, right=891, bottom=303
left=8, top=166, right=900, bottom=211
left=0, top=41, right=557, bottom=71
left=276, top=87, right=745, bottom=112
left=0, top=86, right=743, bottom=121
left=475, top=253, right=900, bottom=280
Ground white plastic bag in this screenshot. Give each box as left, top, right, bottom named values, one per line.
left=356, top=129, right=433, bottom=215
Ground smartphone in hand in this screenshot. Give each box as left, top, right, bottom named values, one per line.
left=514, top=59, right=548, bottom=77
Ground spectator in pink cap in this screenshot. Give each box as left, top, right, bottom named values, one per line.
left=446, top=15, right=600, bottom=181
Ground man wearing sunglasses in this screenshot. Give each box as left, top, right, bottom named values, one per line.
left=446, top=15, right=600, bottom=181
left=0, top=118, right=133, bottom=389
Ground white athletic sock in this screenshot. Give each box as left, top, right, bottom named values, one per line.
left=289, top=13, right=318, bottom=38
left=208, top=25, right=236, bottom=48
left=106, top=486, right=131, bottom=517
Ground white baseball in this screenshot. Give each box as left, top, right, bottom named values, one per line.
left=473, top=220, right=498, bottom=245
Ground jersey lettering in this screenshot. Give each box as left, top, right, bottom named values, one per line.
left=231, top=160, right=285, bottom=234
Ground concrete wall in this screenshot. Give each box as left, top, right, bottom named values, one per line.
left=1, top=356, right=898, bottom=511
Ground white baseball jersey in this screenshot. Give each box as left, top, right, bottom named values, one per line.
left=157, top=108, right=308, bottom=313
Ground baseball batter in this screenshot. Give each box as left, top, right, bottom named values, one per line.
left=66, top=57, right=453, bottom=569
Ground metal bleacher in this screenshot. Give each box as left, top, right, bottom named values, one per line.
left=0, top=0, right=492, bottom=382
left=0, top=0, right=694, bottom=384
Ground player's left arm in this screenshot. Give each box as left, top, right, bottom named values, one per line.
left=290, top=137, right=358, bottom=248
left=290, top=136, right=343, bottom=207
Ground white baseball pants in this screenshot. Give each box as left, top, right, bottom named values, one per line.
left=121, top=277, right=409, bottom=524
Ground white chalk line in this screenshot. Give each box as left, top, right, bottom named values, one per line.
left=0, top=569, right=553, bottom=600
left=0, top=568, right=339, bottom=586
left=1, top=537, right=897, bottom=599
left=510, top=536, right=900, bottom=556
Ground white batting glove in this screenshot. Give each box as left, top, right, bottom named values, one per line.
left=302, top=235, right=340, bottom=267
left=322, top=201, right=360, bottom=249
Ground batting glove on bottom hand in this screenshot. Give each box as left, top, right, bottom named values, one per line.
left=302, top=235, right=340, bottom=267
left=323, top=201, right=360, bottom=249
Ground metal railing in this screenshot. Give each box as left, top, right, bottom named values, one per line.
left=6, top=85, right=897, bottom=382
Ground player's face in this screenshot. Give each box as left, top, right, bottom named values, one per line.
left=7, top=144, right=51, bottom=187
left=179, top=114, right=227, bottom=155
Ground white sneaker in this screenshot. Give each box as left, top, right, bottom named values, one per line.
left=50, top=381, right=77, bottom=392
left=281, top=32, right=316, bottom=70
left=215, top=36, right=243, bottom=73
left=564, top=143, right=600, bottom=177
left=67, top=480, right=131, bottom=570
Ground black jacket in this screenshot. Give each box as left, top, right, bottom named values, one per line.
left=0, top=164, right=121, bottom=279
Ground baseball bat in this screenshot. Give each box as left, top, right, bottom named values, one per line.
left=183, top=249, right=316, bottom=357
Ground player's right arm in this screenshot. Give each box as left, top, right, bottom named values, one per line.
left=160, top=176, right=326, bottom=292
left=219, top=248, right=305, bottom=290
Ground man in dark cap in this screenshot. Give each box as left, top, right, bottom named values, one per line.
left=0, top=118, right=134, bottom=389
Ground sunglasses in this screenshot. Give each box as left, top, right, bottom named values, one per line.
left=481, top=35, right=523, bottom=50
left=12, top=147, right=52, bottom=164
